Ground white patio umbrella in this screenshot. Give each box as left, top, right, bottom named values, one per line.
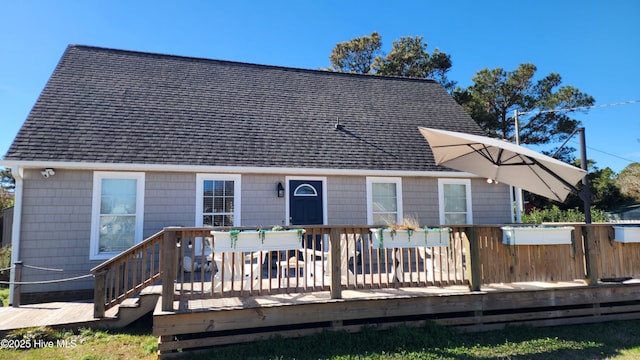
left=419, top=127, right=586, bottom=203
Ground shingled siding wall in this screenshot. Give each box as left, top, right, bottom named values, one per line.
left=19, top=169, right=95, bottom=296
left=15, top=169, right=511, bottom=301
left=471, top=179, right=513, bottom=224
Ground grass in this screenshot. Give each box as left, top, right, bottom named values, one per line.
left=2, top=317, right=640, bottom=359
left=0, top=314, right=157, bottom=360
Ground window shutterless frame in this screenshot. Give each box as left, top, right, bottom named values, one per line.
left=90, top=172, right=145, bottom=260
left=438, top=178, right=473, bottom=225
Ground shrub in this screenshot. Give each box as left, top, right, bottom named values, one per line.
left=0, top=288, right=8, bottom=306
left=523, top=205, right=607, bottom=223
left=0, top=246, right=10, bottom=286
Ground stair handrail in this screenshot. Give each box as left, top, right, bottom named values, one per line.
left=91, top=229, right=166, bottom=318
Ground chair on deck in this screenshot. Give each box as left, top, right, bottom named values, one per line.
left=299, top=234, right=359, bottom=286
left=205, top=237, right=267, bottom=292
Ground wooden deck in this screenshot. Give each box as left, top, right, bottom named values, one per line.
left=0, top=301, right=109, bottom=334
left=5, top=224, right=640, bottom=358
left=2, top=280, right=640, bottom=358
left=153, top=280, right=640, bottom=357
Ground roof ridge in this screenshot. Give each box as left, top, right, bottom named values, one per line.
left=66, top=44, right=439, bottom=84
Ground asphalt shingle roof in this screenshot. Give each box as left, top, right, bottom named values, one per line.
left=4, top=45, right=485, bottom=171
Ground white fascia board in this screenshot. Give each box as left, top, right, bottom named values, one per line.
left=0, top=160, right=478, bottom=178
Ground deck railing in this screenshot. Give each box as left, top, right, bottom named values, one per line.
left=91, top=229, right=167, bottom=317
left=156, top=226, right=470, bottom=311
left=92, top=224, right=640, bottom=316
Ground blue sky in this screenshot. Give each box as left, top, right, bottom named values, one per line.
left=1, top=0, right=639, bottom=173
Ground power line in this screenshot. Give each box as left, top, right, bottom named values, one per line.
left=567, top=139, right=637, bottom=164
left=517, top=99, right=640, bottom=116
left=515, top=99, right=640, bottom=167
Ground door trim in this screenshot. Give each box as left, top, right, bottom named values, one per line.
left=285, top=176, right=327, bottom=226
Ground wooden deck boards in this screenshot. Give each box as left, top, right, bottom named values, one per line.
left=0, top=301, right=118, bottom=333
left=156, top=280, right=640, bottom=357
left=0, top=285, right=162, bottom=335
left=0, top=281, right=589, bottom=334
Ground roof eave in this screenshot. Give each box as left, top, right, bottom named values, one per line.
left=0, top=160, right=477, bottom=178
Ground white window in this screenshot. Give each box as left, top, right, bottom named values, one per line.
left=90, top=172, right=145, bottom=260
left=366, top=177, right=403, bottom=225
left=438, top=179, right=472, bottom=225
left=196, top=174, right=241, bottom=227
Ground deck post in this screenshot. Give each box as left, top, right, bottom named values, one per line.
left=582, top=225, right=598, bottom=285
left=465, top=226, right=481, bottom=292
left=93, top=270, right=107, bottom=318
left=11, top=261, right=22, bottom=307
left=161, top=228, right=178, bottom=312
left=329, top=227, right=342, bottom=299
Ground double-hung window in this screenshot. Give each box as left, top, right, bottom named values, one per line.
left=196, top=174, right=241, bottom=227
left=438, top=179, right=472, bottom=224
left=366, top=177, right=403, bottom=225
left=90, top=172, right=145, bottom=260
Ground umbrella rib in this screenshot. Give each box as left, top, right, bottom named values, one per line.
left=468, top=143, right=500, bottom=165
left=528, top=157, right=582, bottom=197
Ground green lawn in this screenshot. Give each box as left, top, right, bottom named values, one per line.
left=1, top=316, right=640, bottom=359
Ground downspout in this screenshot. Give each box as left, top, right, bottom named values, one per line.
left=9, top=165, right=23, bottom=306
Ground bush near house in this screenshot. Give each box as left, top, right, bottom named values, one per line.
left=523, top=205, right=607, bottom=223
left=0, top=246, right=10, bottom=295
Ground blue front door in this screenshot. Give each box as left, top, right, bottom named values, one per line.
left=289, top=180, right=323, bottom=225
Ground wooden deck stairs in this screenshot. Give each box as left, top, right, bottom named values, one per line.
left=0, top=285, right=162, bottom=337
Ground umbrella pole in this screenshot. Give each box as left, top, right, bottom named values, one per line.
left=513, top=110, right=523, bottom=223
left=578, top=128, right=593, bottom=224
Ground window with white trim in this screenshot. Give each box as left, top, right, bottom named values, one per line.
left=90, top=172, right=145, bottom=260
left=366, top=177, right=403, bottom=225
left=438, top=179, right=472, bottom=224
left=196, top=174, right=241, bottom=227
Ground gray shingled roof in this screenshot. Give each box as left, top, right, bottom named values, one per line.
left=4, top=45, right=485, bottom=171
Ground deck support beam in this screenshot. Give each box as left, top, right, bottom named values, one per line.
left=465, top=227, right=481, bottom=292
left=93, top=270, right=107, bottom=318
left=329, top=227, right=342, bottom=299
left=161, top=229, right=179, bottom=312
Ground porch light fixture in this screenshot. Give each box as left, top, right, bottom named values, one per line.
left=277, top=182, right=285, bottom=197
left=41, top=168, right=55, bottom=178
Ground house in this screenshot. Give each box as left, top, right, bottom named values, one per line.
left=1, top=45, right=511, bottom=303
left=609, top=203, right=640, bottom=221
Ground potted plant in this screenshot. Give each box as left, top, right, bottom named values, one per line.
left=210, top=226, right=305, bottom=252
left=370, top=218, right=451, bottom=249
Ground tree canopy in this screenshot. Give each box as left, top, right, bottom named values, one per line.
left=327, top=32, right=455, bottom=90
left=0, top=169, right=13, bottom=192
left=328, top=31, right=383, bottom=75
left=452, top=64, right=595, bottom=147
left=326, top=33, right=640, bottom=214
left=617, top=162, right=640, bottom=201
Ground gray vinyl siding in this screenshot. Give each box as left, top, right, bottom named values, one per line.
left=402, top=177, right=440, bottom=225
left=241, top=174, right=288, bottom=227
left=471, top=179, right=512, bottom=224
left=144, top=172, right=196, bottom=231
left=327, top=176, right=367, bottom=225
left=19, top=169, right=94, bottom=293
left=15, top=169, right=511, bottom=296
